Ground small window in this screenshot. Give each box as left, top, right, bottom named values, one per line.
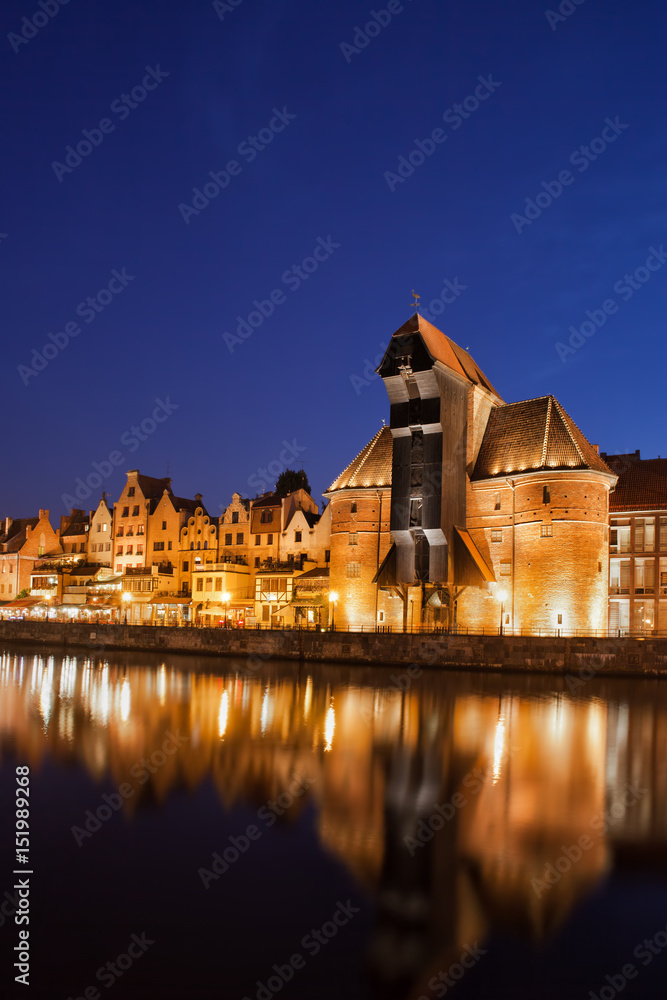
left=117, top=546, right=123, bottom=555
left=103, top=523, right=107, bottom=532
left=325, top=549, right=330, bottom=562
left=351, top=502, right=357, bottom=514
left=96, top=524, right=101, bottom=533
left=255, top=557, right=260, bottom=567
left=541, top=524, right=553, bottom=537
left=153, top=541, right=165, bottom=551
left=500, top=562, right=511, bottom=575
left=236, top=533, right=243, bottom=545
left=232, top=511, right=239, bottom=524
left=267, top=534, right=274, bottom=544
left=128, top=487, right=135, bottom=497
left=225, top=533, right=232, bottom=546
left=543, top=486, right=550, bottom=504
left=132, top=506, right=140, bottom=516
left=162, top=520, right=167, bottom=530
left=126, top=545, right=133, bottom=555
left=183, top=561, right=189, bottom=572
left=137, top=525, right=144, bottom=535
left=557, top=614, right=563, bottom=625
left=255, top=535, right=261, bottom=545
left=117, top=526, right=124, bottom=537
left=378, top=610, right=385, bottom=623
left=295, top=531, right=302, bottom=542
left=196, top=578, right=203, bottom=592
left=349, top=532, right=358, bottom=545
left=168, top=541, right=172, bottom=550
left=116, top=563, right=122, bottom=572
left=346, top=562, right=361, bottom=578
left=122, top=507, right=129, bottom=517
left=136, top=545, right=143, bottom=555
left=494, top=492, right=501, bottom=511
left=491, top=530, right=502, bottom=542
left=205, top=577, right=213, bottom=592
left=261, top=510, right=273, bottom=524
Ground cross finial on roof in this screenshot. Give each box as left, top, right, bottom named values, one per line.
left=411, top=290, right=420, bottom=314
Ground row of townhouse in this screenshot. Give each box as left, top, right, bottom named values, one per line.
left=1, top=470, right=332, bottom=627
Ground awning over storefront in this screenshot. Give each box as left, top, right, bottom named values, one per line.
left=2, top=598, right=44, bottom=608
left=148, top=597, right=191, bottom=605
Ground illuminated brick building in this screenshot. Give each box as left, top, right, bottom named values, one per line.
left=602, top=451, right=667, bottom=633
left=328, top=314, right=617, bottom=632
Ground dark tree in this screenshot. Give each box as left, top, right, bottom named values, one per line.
left=275, top=469, right=311, bottom=498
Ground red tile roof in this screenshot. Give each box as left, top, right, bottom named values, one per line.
left=326, top=426, right=393, bottom=493
left=384, top=314, right=503, bottom=399
left=608, top=457, right=667, bottom=512
left=472, top=396, right=613, bottom=480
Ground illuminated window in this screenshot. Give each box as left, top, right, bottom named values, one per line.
left=117, top=546, right=123, bottom=555
left=540, top=524, right=553, bottom=537
left=349, top=533, right=358, bottom=545
left=196, top=578, right=203, bottom=592
left=137, top=545, right=143, bottom=555
left=117, top=526, right=124, bottom=537
left=500, top=562, right=511, bottom=575
left=494, top=492, right=501, bottom=510
left=205, top=578, right=213, bottom=592
left=126, top=545, right=133, bottom=555
left=137, top=525, right=144, bottom=535
left=491, top=530, right=502, bottom=542
left=346, top=562, right=361, bottom=578
left=635, top=518, right=655, bottom=552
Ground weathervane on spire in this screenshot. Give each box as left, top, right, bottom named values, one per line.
left=411, top=290, right=420, bottom=314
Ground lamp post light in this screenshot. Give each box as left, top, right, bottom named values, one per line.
left=329, top=591, right=338, bottom=631
left=122, top=591, right=132, bottom=625
left=497, top=587, right=508, bottom=636
left=221, top=591, right=231, bottom=628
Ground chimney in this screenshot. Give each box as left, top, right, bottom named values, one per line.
left=593, top=444, right=599, bottom=455
left=195, top=493, right=203, bottom=505
left=39, top=509, right=48, bottom=519
left=4, top=516, right=12, bottom=535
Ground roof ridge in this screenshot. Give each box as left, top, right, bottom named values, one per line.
left=541, top=397, right=552, bottom=467
left=330, top=427, right=383, bottom=488
left=553, top=398, right=591, bottom=466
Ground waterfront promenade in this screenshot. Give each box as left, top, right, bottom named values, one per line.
left=2, top=619, right=667, bottom=677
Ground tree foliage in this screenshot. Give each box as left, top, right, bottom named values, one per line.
left=274, top=468, right=311, bottom=498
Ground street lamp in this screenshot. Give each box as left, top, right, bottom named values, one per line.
left=329, top=591, right=338, bottom=631
left=221, top=591, right=231, bottom=627
left=122, top=591, right=131, bottom=624
left=496, top=587, right=508, bottom=636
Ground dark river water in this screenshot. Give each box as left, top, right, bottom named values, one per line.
left=1, top=643, right=667, bottom=999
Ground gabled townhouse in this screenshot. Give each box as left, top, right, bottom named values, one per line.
left=113, top=471, right=172, bottom=575
left=178, top=500, right=218, bottom=595
left=58, top=509, right=90, bottom=559
left=0, top=509, right=62, bottom=600
left=89, top=495, right=113, bottom=566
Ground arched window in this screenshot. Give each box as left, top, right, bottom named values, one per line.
left=197, top=542, right=201, bottom=550
left=190, top=542, right=194, bottom=550
left=204, top=541, right=208, bottom=549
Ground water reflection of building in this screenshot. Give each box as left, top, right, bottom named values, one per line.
left=2, top=651, right=667, bottom=998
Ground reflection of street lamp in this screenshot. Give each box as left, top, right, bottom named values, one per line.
left=329, top=591, right=338, bottom=631
left=497, top=587, right=508, bottom=636
left=221, top=591, right=230, bottom=627
left=122, top=591, right=131, bottom=624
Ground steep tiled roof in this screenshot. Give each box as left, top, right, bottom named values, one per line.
left=0, top=518, right=38, bottom=552
left=385, top=314, right=502, bottom=399
left=326, top=426, right=393, bottom=493
left=251, top=494, right=280, bottom=508
left=61, top=519, right=89, bottom=537
left=136, top=475, right=172, bottom=499
left=472, top=396, right=613, bottom=480
left=607, top=457, right=667, bottom=512
left=172, top=496, right=205, bottom=516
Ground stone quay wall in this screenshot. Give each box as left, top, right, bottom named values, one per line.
left=2, top=621, right=667, bottom=677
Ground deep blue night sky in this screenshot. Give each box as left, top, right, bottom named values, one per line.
left=2, top=0, right=666, bottom=519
